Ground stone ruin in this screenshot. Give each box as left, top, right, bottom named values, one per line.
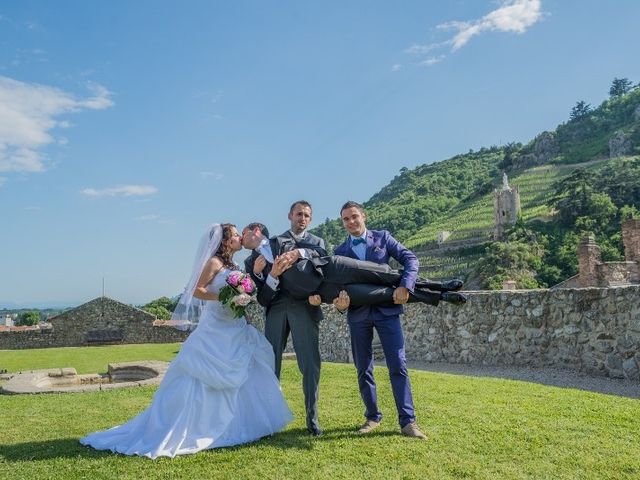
left=494, top=172, right=521, bottom=240
left=553, top=219, right=640, bottom=288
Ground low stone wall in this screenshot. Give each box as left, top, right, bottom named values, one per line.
left=3, top=288, right=639, bottom=381
left=249, top=285, right=640, bottom=380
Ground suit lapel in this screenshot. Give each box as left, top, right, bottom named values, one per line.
left=364, top=230, right=374, bottom=261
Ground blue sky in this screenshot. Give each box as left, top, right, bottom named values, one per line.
left=1, top=0, right=638, bottom=307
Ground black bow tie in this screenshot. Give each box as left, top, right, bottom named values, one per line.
left=352, top=238, right=366, bottom=246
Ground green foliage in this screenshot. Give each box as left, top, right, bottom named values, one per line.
left=593, top=157, right=640, bottom=209
left=142, top=296, right=178, bottom=320
left=473, top=229, right=545, bottom=289
left=15, top=311, right=40, bottom=326
left=312, top=148, right=502, bottom=247
left=143, top=305, right=171, bottom=320
left=620, top=204, right=640, bottom=220
left=570, top=100, right=592, bottom=121
left=609, top=77, right=634, bottom=98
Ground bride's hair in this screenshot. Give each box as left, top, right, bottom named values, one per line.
left=214, top=223, right=237, bottom=268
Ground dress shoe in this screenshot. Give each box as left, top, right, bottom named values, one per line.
left=401, top=422, right=427, bottom=440
left=440, top=279, right=464, bottom=292
left=440, top=292, right=468, bottom=305
left=416, top=278, right=463, bottom=292
left=307, top=425, right=323, bottom=437
left=357, top=419, right=381, bottom=434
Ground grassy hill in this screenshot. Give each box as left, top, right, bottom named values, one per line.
left=311, top=81, right=640, bottom=287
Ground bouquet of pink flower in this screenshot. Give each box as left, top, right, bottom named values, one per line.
left=218, top=270, right=256, bottom=318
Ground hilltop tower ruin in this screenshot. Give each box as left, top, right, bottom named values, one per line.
left=494, top=172, right=521, bottom=240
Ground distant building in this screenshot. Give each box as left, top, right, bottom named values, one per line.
left=1, top=314, right=16, bottom=327
left=494, top=172, right=521, bottom=240
left=553, top=219, right=640, bottom=288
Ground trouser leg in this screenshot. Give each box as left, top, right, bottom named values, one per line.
left=317, top=283, right=440, bottom=307
left=348, top=317, right=381, bottom=423
left=264, top=309, right=290, bottom=379
left=375, top=316, right=416, bottom=428
left=322, top=256, right=404, bottom=286
left=288, top=309, right=321, bottom=430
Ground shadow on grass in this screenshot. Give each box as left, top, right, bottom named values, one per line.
left=0, top=438, right=107, bottom=462
left=2, top=427, right=380, bottom=462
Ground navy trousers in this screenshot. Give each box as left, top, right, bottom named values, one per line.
left=348, top=312, right=415, bottom=428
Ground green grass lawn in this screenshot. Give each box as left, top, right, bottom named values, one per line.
left=1, top=344, right=638, bottom=479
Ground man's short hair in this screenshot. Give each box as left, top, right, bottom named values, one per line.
left=340, top=201, right=365, bottom=215
left=245, top=222, right=269, bottom=238
left=289, top=200, right=312, bottom=214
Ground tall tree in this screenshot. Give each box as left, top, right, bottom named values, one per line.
left=16, top=311, right=40, bottom=326
left=551, top=168, right=594, bottom=226
left=569, top=100, right=591, bottom=121
left=609, top=77, right=633, bottom=98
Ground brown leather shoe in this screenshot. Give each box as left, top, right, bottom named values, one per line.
left=401, top=422, right=427, bottom=440
left=357, top=419, right=381, bottom=434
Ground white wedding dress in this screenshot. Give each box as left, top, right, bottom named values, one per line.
left=80, top=269, right=293, bottom=459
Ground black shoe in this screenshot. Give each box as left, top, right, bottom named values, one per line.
left=440, top=279, right=464, bottom=292
left=441, top=292, right=467, bottom=305
left=307, top=425, right=323, bottom=436
left=416, top=278, right=463, bottom=292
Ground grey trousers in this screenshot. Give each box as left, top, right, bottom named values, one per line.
left=264, top=297, right=321, bottom=431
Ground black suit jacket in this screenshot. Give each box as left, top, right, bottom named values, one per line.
left=244, top=231, right=327, bottom=308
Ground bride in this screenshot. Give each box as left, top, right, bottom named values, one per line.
left=80, top=223, right=293, bottom=458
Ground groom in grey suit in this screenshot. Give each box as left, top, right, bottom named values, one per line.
left=243, top=200, right=326, bottom=436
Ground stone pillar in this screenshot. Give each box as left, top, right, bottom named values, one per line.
left=494, top=173, right=521, bottom=240
left=577, top=234, right=601, bottom=287
left=622, top=219, right=640, bottom=262
left=502, top=280, right=517, bottom=290
left=623, top=219, right=640, bottom=284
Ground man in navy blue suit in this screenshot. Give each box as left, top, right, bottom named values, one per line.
left=332, top=201, right=434, bottom=439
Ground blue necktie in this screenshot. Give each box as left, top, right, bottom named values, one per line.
left=352, top=238, right=366, bottom=246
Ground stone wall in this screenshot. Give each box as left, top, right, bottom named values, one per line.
left=4, top=288, right=639, bottom=382
left=0, top=297, right=187, bottom=350
left=249, top=285, right=640, bottom=381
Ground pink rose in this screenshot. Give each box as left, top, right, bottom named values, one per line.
left=240, top=277, right=254, bottom=294
left=227, top=271, right=242, bottom=287
left=232, top=293, right=251, bottom=307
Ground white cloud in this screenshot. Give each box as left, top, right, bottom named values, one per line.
left=200, top=171, right=224, bottom=180
left=419, top=55, right=446, bottom=67
left=404, top=0, right=543, bottom=66
left=391, top=64, right=402, bottom=72
left=0, top=75, right=113, bottom=174
left=439, top=0, right=543, bottom=51
left=81, top=185, right=158, bottom=197
left=405, top=42, right=446, bottom=55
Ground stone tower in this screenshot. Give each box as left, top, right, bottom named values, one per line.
left=577, top=234, right=602, bottom=287
left=494, top=172, right=521, bottom=240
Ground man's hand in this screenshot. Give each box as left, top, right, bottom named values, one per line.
left=253, top=255, right=267, bottom=276
left=281, top=250, right=301, bottom=263
left=333, top=290, right=350, bottom=312
left=270, top=255, right=293, bottom=277
left=393, top=286, right=409, bottom=304
left=308, top=295, right=322, bottom=306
